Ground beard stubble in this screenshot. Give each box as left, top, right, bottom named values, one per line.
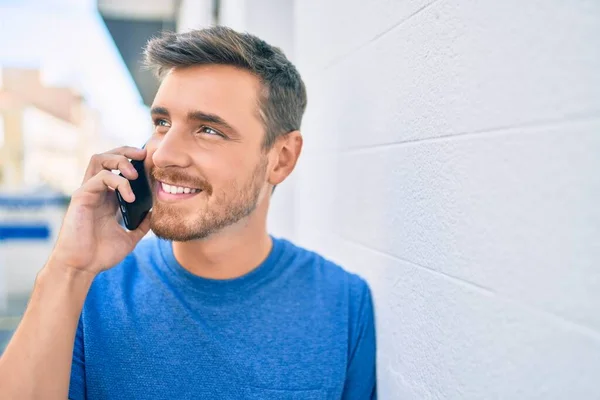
left=149, top=157, right=268, bottom=241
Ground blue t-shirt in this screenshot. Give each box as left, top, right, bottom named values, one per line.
left=69, top=236, right=376, bottom=399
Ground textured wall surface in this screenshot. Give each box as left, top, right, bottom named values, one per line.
left=292, top=0, right=600, bottom=398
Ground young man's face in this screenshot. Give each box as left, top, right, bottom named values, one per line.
left=145, top=64, right=271, bottom=241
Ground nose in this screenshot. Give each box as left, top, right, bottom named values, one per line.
left=151, top=130, right=193, bottom=169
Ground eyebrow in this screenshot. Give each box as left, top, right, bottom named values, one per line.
left=150, top=106, right=238, bottom=135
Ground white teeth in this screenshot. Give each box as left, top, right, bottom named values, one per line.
left=161, top=182, right=199, bottom=195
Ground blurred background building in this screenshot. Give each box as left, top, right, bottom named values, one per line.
left=1, top=0, right=600, bottom=398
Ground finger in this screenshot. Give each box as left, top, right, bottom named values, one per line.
left=106, top=146, right=147, bottom=160
left=87, top=154, right=139, bottom=181
left=127, top=211, right=152, bottom=242
left=83, top=147, right=146, bottom=182
left=83, top=170, right=135, bottom=203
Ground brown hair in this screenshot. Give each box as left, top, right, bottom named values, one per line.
left=144, top=26, right=307, bottom=149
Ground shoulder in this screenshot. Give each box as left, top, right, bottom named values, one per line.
left=278, top=238, right=375, bottom=346
left=277, top=237, right=372, bottom=306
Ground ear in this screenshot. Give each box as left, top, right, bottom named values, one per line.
left=268, top=131, right=303, bottom=186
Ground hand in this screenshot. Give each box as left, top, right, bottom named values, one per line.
left=47, top=146, right=151, bottom=276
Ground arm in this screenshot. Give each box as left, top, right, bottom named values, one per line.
left=0, top=265, right=93, bottom=399
left=0, top=146, right=151, bottom=400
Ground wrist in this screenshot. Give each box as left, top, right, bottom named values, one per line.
left=39, top=259, right=97, bottom=290
left=24, top=260, right=96, bottom=323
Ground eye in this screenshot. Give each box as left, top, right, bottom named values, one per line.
left=199, top=126, right=224, bottom=137
left=153, top=119, right=171, bottom=128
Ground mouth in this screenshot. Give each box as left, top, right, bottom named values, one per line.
left=156, top=181, right=203, bottom=202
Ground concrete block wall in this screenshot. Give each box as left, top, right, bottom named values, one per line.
left=292, top=0, right=600, bottom=398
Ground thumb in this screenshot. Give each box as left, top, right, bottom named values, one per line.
left=127, top=211, right=152, bottom=243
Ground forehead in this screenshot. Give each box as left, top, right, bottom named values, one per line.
left=153, top=64, right=263, bottom=128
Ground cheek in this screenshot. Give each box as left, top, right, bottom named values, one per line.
left=199, top=150, right=255, bottom=182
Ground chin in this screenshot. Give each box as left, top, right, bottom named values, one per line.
left=149, top=185, right=262, bottom=242
left=149, top=206, right=213, bottom=241
left=150, top=218, right=215, bottom=242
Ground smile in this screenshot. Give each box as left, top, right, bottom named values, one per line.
left=156, top=181, right=202, bottom=202
left=160, top=182, right=201, bottom=194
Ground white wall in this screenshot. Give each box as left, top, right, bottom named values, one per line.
left=219, top=0, right=295, bottom=55
left=177, top=0, right=213, bottom=33
left=293, top=0, right=600, bottom=399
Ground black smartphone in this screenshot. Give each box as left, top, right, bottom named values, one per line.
left=116, top=157, right=152, bottom=230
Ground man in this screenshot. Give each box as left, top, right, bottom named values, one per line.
left=0, top=27, right=376, bottom=399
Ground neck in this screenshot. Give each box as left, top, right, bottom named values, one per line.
left=172, top=195, right=273, bottom=280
